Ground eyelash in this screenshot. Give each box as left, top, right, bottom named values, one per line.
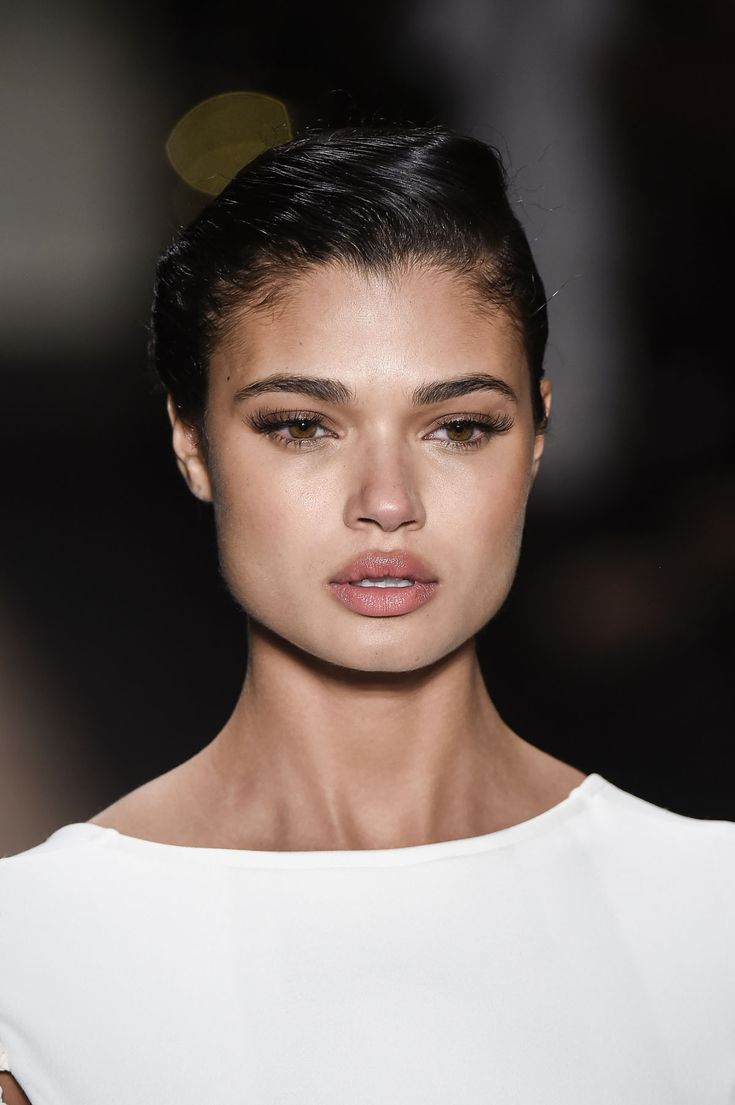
left=247, top=409, right=514, bottom=451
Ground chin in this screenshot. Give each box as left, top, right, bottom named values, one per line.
left=303, top=619, right=478, bottom=676
left=247, top=610, right=458, bottom=674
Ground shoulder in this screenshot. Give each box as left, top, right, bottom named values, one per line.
left=581, top=777, right=735, bottom=1025
left=85, top=754, right=209, bottom=844
left=0, top=811, right=190, bottom=1032
left=0, top=785, right=174, bottom=907
left=591, top=774, right=735, bottom=848
left=586, top=775, right=735, bottom=917
left=0, top=756, right=213, bottom=913
left=0, top=822, right=111, bottom=907
left=86, top=774, right=173, bottom=835
left=0, top=823, right=116, bottom=1040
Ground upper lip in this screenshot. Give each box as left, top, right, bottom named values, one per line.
left=330, top=550, right=438, bottom=584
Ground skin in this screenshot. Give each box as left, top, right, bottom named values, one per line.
left=6, top=263, right=584, bottom=1105
left=89, top=262, right=585, bottom=852
left=0, top=1076, right=30, bottom=1104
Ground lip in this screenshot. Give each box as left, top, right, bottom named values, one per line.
left=328, top=549, right=439, bottom=618
left=330, top=550, right=438, bottom=586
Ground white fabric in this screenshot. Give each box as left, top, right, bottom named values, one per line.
left=1, top=773, right=734, bottom=1104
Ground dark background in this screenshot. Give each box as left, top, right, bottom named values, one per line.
left=2, top=0, right=733, bottom=855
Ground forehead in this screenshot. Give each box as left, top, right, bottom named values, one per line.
left=211, top=263, right=528, bottom=393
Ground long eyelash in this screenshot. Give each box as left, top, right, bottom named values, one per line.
left=432, top=411, right=515, bottom=450
left=246, top=409, right=515, bottom=451
left=247, top=409, right=330, bottom=449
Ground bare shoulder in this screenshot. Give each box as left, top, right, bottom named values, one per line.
left=513, top=736, right=588, bottom=804
left=0, top=1072, right=32, bottom=1105
left=88, top=772, right=169, bottom=831
left=87, top=753, right=205, bottom=842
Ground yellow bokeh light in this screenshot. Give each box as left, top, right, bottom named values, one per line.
left=165, top=91, right=293, bottom=196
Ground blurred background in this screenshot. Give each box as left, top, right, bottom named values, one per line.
left=2, top=0, right=733, bottom=856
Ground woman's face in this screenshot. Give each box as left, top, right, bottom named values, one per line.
left=169, top=263, right=550, bottom=672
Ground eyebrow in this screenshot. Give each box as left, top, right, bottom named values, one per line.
left=233, top=372, right=517, bottom=407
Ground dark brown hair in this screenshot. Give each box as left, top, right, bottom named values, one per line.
left=150, top=124, right=550, bottom=439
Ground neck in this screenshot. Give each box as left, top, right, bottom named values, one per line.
left=189, top=624, right=576, bottom=851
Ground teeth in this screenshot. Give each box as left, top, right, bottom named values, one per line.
left=352, top=577, right=414, bottom=588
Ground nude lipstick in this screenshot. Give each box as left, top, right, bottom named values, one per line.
left=328, top=550, right=439, bottom=617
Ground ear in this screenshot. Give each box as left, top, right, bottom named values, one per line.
left=166, top=394, right=213, bottom=502
left=530, top=378, right=552, bottom=482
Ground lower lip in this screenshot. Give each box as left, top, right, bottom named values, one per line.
left=328, top=581, right=439, bottom=617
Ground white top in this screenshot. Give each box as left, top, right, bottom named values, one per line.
left=1, top=772, right=734, bottom=1104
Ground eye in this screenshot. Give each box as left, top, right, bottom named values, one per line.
left=246, top=409, right=514, bottom=451
left=247, top=410, right=333, bottom=449
left=426, top=412, right=515, bottom=450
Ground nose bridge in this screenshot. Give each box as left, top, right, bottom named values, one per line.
left=344, top=423, right=425, bottom=531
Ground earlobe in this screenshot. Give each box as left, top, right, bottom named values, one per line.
left=166, top=394, right=214, bottom=503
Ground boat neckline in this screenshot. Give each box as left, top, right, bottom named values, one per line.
left=43, top=774, right=609, bottom=869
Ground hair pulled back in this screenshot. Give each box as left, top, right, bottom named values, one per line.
left=150, top=124, right=549, bottom=437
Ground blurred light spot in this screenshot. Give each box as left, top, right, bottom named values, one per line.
left=166, top=91, right=293, bottom=195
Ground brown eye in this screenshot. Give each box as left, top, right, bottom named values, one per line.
left=287, top=419, right=319, bottom=440
left=444, top=421, right=475, bottom=443
left=427, top=412, right=514, bottom=450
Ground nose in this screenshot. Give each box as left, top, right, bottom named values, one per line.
left=343, top=447, right=426, bottom=533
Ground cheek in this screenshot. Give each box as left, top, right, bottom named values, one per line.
left=210, top=445, right=332, bottom=590
left=449, top=443, right=532, bottom=538
left=445, top=447, right=533, bottom=616
left=219, top=456, right=331, bottom=530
